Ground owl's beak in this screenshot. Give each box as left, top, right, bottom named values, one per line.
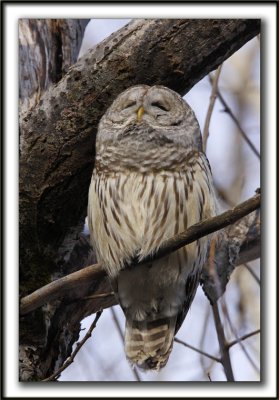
left=137, top=106, right=145, bottom=123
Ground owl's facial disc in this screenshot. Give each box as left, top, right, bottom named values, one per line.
left=105, top=86, right=149, bottom=126
left=140, top=87, right=185, bottom=128
left=98, top=85, right=202, bottom=150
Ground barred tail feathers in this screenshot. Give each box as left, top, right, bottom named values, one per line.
left=124, top=317, right=177, bottom=370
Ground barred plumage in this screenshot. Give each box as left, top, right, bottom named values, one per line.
left=88, top=85, right=217, bottom=370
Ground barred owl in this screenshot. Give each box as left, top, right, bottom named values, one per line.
left=88, top=85, right=217, bottom=370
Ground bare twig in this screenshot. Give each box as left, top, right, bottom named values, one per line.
left=203, top=65, right=223, bottom=152
left=174, top=338, right=221, bottom=363
left=207, top=372, right=212, bottom=381
left=83, top=292, right=115, bottom=300
left=212, top=302, right=235, bottom=381
left=42, top=310, right=103, bottom=381
left=111, top=307, right=141, bottom=381
left=199, top=304, right=211, bottom=373
left=209, top=75, right=260, bottom=159
left=20, top=191, right=261, bottom=316
left=243, top=263, right=260, bottom=285
left=221, top=300, right=260, bottom=374
left=227, top=329, right=260, bottom=349
left=206, top=239, right=235, bottom=382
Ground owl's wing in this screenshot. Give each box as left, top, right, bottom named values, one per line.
left=175, top=270, right=201, bottom=334
left=173, top=152, right=217, bottom=332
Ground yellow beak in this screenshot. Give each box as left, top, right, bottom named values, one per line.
left=137, top=106, right=144, bottom=123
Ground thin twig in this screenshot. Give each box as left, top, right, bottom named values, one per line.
left=221, top=299, right=260, bottom=374
left=110, top=307, right=141, bottom=382
left=243, top=263, right=260, bottom=285
left=199, top=304, right=211, bottom=374
left=83, top=292, right=114, bottom=300
left=42, top=310, right=103, bottom=381
left=212, top=302, right=235, bottom=381
left=203, top=65, right=223, bottom=152
left=227, top=329, right=260, bottom=349
left=209, top=75, right=260, bottom=159
left=206, top=239, right=235, bottom=382
left=174, top=338, right=221, bottom=363
left=20, top=191, right=261, bottom=316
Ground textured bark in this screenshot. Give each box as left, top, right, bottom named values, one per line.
left=19, top=19, right=260, bottom=381
left=19, top=19, right=89, bottom=116
left=19, top=18, right=90, bottom=382
left=200, top=209, right=261, bottom=303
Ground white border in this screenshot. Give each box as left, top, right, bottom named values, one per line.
left=4, top=3, right=276, bottom=398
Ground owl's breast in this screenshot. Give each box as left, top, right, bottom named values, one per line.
left=88, top=149, right=215, bottom=278
left=95, top=140, right=196, bottom=175
left=88, top=171, right=145, bottom=276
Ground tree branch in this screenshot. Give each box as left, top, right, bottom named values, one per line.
left=221, top=299, right=260, bottom=374
left=174, top=338, right=221, bottom=363
left=209, top=75, right=260, bottom=159
left=135, top=191, right=260, bottom=267
left=203, top=64, right=223, bottom=152
left=200, top=199, right=260, bottom=304
left=243, top=263, right=260, bottom=285
left=20, top=191, right=260, bottom=316
left=227, top=329, right=260, bottom=349
left=212, top=302, right=235, bottom=381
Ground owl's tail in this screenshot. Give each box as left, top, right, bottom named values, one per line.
left=124, top=317, right=177, bottom=370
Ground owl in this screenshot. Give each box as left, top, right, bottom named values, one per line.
left=88, top=85, right=217, bottom=370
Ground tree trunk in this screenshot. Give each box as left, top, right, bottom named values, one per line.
left=19, top=18, right=91, bottom=381
left=19, top=18, right=260, bottom=381
left=19, top=19, right=89, bottom=117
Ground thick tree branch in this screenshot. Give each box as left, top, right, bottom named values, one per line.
left=20, top=191, right=260, bottom=316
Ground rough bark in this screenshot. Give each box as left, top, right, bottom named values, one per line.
left=19, top=18, right=90, bottom=382
left=200, top=208, right=261, bottom=303
left=19, top=19, right=89, bottom=116
left=19, top=18, right=260, bottom=381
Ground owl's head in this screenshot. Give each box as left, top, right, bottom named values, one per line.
left=97, top=85, right=202, bottom=150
